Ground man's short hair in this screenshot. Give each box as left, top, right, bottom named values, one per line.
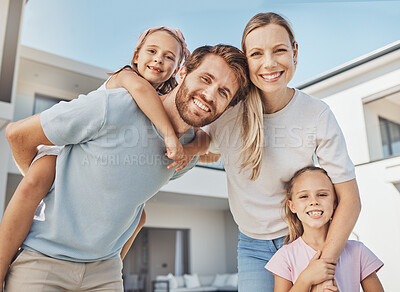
left=184, top=45, right=250, bottom=106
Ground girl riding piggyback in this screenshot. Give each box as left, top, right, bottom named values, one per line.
left=109, top=26, right=192, bottom=166
left=266, top=166, right=384, bottom=291
left=0, top=26, right=193, bottom=287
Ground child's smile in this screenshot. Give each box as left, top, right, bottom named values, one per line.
left=288, top=171, right=337, bottom=234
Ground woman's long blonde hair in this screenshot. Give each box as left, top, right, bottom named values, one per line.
left=239, top=13, right=296, bottom=180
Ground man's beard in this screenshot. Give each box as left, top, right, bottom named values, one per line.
left=175, top=81, right=222, bottom=128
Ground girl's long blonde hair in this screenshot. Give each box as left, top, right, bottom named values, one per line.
left=283, top=166, right=334, bottom=244
left=240, top=13, right=296, bottom=180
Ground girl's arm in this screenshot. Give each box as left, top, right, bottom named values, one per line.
left=274, top=275, right=338, bottom=292
left=166, top=128, right=222, bottom=171
left=276, top=251, right=337, bottom=292
left=167, top=128, right=211, bottom=171
left=274, top=275, right=293, bottom=292
left=361, top=272, right=384, bottom=292
left=109, top=69, right=183, bottom=161
left=0, top=155, right=56, bottom=285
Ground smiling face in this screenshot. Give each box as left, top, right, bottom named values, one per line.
left=175, top=54, right=239, bottom=127
left=133, top=30, right=181, bottom=88
left=287, top=170, right=337, bottom=234
left=245, top=24, right=297, bottom=97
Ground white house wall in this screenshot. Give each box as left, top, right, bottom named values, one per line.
left=144, top=202, right=237, bottom=275
left=304, top=65, right=400, bottom=165
left=302, top=47, right=400, bottom=99
left=161, top=166, right=228, bottom=198
left=0, top=0, right=10, bottom=62
left=354, top=157, right=400, bottom=291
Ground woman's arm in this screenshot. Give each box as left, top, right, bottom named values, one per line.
left=109, top=69, right=183, bottom=160
left=321, top=179, right=361, bottom=259
left=312, top=179, right=361, bottom=291
left=361, top=272, right=384, bottom=292
left=0, top=155, right=56, bottom=285
left=287, top=251, right=337, bottom=292
left=271, top=251, right=337, bottom=292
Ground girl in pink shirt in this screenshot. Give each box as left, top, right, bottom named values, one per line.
left=265, top=166, right=384, bottom=291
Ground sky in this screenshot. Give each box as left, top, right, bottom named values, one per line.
left=20, top=0, right=400, bottom=87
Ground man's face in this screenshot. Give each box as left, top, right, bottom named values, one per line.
left=175, top=54, right=239, bottom=127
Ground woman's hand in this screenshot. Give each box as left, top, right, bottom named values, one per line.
left=298, top=251, right=337, bottom=288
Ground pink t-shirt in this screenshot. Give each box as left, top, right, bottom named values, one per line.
left=265, top=237, right=383, bottom=291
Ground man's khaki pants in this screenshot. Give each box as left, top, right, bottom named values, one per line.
left=5, top=250, right=123, bottom=291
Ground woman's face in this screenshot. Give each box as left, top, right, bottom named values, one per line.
left=245, top=24, right=298, bottom=96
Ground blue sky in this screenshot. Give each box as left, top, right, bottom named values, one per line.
left=21, top=0, right=400, bottom=86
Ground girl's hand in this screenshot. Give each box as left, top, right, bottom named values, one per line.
left=299, top=250, right=337, bottom=287
left=322, top=279, right=338, bottom=291
left=167, top=146, right=194, bottom=171
left=165, top=134, right=184, bottom=161
left=311, top=280, right=338, bottom=292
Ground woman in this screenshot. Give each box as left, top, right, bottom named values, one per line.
left=203, top=12, right=361, bottom=291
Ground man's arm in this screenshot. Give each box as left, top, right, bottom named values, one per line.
left=312, top=179, right=361, bottom=291
left=120, top=210, right=146, bottom=260
left=198, top=152, right=221, bottom=163
left=6, top=114, right=53, bottom=175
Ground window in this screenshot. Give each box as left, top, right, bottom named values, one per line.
left=363, top=90, right=400, bottom=161
left=379, top=117, right=400, bottom=157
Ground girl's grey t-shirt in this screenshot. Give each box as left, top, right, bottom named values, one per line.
left=22, top=87, right=197, bottom=262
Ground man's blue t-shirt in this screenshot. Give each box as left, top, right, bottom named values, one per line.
left=22, top=87, right=198, bottom=262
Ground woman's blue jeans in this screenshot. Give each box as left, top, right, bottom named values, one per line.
left=237, top=231, right=285, bottom=292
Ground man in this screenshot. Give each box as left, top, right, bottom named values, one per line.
left=4, top=45, right=249, bottom=291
